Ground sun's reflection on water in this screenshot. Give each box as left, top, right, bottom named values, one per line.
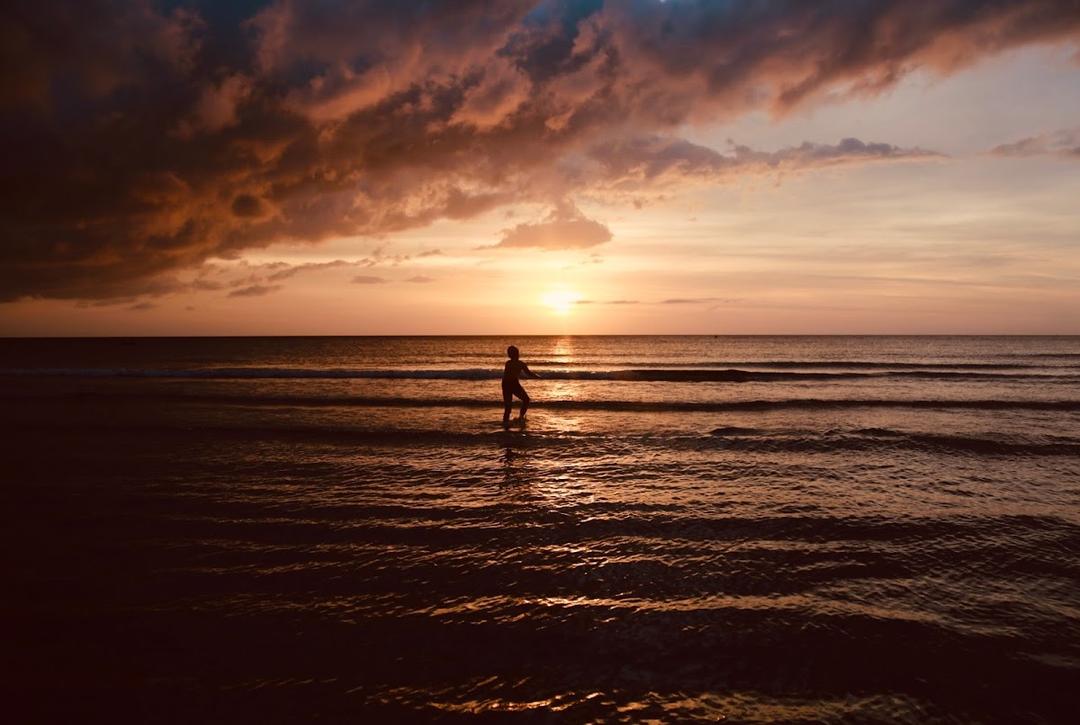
left=549, top=336, right=574, bottom=365
left=541, top=336, right=587, bottom=434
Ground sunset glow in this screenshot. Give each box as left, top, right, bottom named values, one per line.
left=1, top=2, right=1078, bottom=335
left=542, top=290, right=582, bottom=315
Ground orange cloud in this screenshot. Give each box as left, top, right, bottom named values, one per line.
left=491, top=202, right=613, bottom=251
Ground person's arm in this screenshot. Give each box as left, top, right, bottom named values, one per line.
left=523, top=363, right=540, bottom=379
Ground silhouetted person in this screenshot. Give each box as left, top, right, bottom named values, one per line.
left=502, top=345, right=539, bottom=426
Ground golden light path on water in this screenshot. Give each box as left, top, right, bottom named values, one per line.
left=539, top=337, right=585, bottom=434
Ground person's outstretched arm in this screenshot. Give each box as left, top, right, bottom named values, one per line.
left=523, top=363, right=540, bottom=379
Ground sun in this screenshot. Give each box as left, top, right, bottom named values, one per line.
left=541, top=289, right=580, bottom=315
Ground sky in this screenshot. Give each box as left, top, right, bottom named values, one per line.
left=1, top=0, right=1079, bottom=335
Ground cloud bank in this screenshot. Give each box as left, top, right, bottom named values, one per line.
left=2, top=0, right=1078, bottom=301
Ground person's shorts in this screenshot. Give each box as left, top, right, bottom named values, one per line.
left=501, top=379, right=528, bottom=402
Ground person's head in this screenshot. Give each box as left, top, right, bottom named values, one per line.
left=507, top=345, right=519, bottom=360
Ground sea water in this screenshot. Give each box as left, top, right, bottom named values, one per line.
left=3, top=336, right=1079, bottom=722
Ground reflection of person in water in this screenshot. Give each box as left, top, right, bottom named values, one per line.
left=502, top=345, right=540, bottom=426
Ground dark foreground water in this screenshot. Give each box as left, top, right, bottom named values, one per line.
left=3, top=336, right=1079, bottom=723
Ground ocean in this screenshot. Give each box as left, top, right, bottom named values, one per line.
left=3, top=335, right=1079, bottom=723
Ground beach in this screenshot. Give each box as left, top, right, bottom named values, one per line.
left=3, top=335, right=1079, bottom=723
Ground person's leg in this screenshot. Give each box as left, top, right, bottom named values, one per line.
left=518, top=388, right=530, bottom=418
left=502, top=382, right=513, bottom=424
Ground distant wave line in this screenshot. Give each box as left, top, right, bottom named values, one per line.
left=441, top=360, right=1076, bottom=370
left=2, top=367, right=1077, bottom=383
left=10, top=391, right=1080, bottom=412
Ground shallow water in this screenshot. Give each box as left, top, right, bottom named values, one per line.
left=3, top=336, right=1079, bottom=723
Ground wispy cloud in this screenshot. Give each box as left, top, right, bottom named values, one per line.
left=266, top=259, right=358, bottom=281
left=990, top=128, right=1080, bottom=158
left=578, top=136, right=941, bottom=204
left=576, top=297, right=738, bottom=306
left=228, top=284, right=283, bottom=298
left=576, top=299, right=640, bottom=305
left=661, top=297, right=735, bottom=305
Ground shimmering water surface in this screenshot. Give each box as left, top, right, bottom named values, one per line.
left=3, top=336, right=1079, bottom=723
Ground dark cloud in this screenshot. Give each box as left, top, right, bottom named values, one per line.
left=191, top=278, right=226, bottom=292
left=405, top=275, right=436, bottom=283
left=351, top=275, right=388, bottom=285
left=2, top=0, right=1077, bottom=300
left=231, top=194, right=272, bottom=218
